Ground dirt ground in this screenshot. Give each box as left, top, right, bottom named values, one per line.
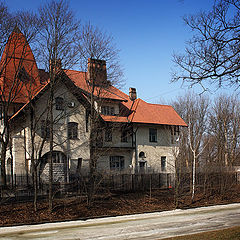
left=1, top=185, right=240, bottom=227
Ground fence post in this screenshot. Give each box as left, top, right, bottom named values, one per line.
left=14, top=174, right=16, bottom=187
left=149, top=174, right=152, bottom=200
left=122, top=174, right=125, bottom=191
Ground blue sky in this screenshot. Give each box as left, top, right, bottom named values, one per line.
left=6, top=0, right=228, bottom=103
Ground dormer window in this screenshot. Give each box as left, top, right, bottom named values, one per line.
left=18, top=67, right=30, bottom=83
left=101, top=106, right=115, bottom=115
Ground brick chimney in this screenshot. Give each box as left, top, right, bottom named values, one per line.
left=87, top=58, right=107, bottom=86
left=129, top=87, right=137, bottom=101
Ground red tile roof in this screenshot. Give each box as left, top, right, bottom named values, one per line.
left=101, top=99, right=187, bottom=126
left=5, top=30, right=186, bottom=127
left=64, top=69, right=128, bottom=102
left=128, top=99, right=187, bottom=126
left=64, top=70, right=187, bottom=127
left=0, top=28, right=43, bottom=103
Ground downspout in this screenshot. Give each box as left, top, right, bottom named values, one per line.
left=133, top=126, right=139, bottom=174
left=66, top=107, right=70, bottom=183
left=128, top=100, right=139, bottom=174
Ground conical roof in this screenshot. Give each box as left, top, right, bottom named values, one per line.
left=0, top=27, right=42, bottom=103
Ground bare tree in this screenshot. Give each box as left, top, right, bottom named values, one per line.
left=37, top=0, right=80, bottom=211
left=76, top=23, right=124, bottom=205
left=0, top=3, right=12, bottom=58
left=172, top=0, right=240, bottom=91
left=78, top=22, right=124, bottom=88
left=172, top=92, right=209, bottom=201
left=0, top=7, right=41, bottom=187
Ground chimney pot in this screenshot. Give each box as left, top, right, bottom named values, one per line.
left=129, top=87, right=137, bottom=101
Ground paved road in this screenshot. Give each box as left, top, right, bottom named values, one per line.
left=0, top=203, right=240, bottom=240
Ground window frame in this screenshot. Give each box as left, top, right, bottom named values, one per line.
left=55, top=97, right=64, bottom=110
left=68, top=122, right=78, bottom=140
left=101, top=106, right=115, bottom=116
left=110, top=156, right=125, bottom=171
left=18, top=67, right=30, bottom=83
left=105, top=127, right=112, bottom=142
left=149, top=128, right=157, bottom=142
left=121, top=129, right=128, bottom=142
left=161, top=156, right=166, bottom=172
left=41, top=120, right=50, bottom=139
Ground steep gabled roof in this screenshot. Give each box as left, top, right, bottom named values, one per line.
left=0, top=27, right=43, bottom=103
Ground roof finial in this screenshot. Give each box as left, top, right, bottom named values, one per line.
left=13, top=25, right=21, bottom=34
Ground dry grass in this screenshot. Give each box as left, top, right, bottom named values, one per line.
left=163, top=226, right=240, bottom=240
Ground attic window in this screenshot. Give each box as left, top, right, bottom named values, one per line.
left=55, top=97, right=64, bottom=110
left=101, top=106, right=115, bottom=116
left=18, top=67, right=30, bottom=83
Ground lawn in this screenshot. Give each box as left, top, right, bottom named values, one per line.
left=164, top=226, right=240, bottom=240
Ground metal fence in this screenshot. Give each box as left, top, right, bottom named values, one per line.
left=0, top=171, right=239, bottom=200
left=0, top=173, right=174, bottom=199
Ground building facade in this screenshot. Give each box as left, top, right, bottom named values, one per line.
left=1, top=29, right=187, bottom=183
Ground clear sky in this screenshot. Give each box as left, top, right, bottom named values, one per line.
left=6, top=0, right=228, bottom=103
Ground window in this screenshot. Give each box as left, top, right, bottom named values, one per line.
left=121, top=129, right=128, bottom=142
left=171, top=126, right=180, bottom=144
left=139, top=151, right=145, bottom=158
left=85, top=109, right=89, bottom=132
left=96, top=130, right=103, bottom=147
left=52, top=151, right=66, bottom=163
left=171, top=126, right=180, bottom=136
left=105, top=127, right=112, bottom=142
left=42, top=151, right=66, bottom=164
left=149, top=128, right=157, bottom=142
left=0, top=105, right=3, bottom=119
left=68, top=122, right=78, bottom=139
left=110, top=156, right=125, bottom=171
left=161, top=156, right=166, bottom=171
left=18, top=67, right=30, bottom=83
left=101, top=106, right=115, bottom=115
left=55, top=97, right=64, bottom=110
left=41, top=120, right=50, bottom=139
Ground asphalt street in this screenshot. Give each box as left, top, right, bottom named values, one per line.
left=0, top=203, right=240, bottom=239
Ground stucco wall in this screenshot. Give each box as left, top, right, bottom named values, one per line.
left=134, top=125, right=177, bottom=173
left=96, top=149, right=133, bottom=173
left=10, top=81, right=91, bottom=179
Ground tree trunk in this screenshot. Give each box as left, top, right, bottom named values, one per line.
left=192, top=151, right=196, bottom=201
left=0, top=143, right=7, bottom=187
left=49, top=84, right=54, bottom=212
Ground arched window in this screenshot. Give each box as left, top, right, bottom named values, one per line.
left=139, top=151, right=145, bottom=158
left=68, top=122, right=78, bottom=139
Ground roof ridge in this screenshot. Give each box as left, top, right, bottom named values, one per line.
left=64, top=69, right=86, bottom=74
left=146, top=102, right=172, bottom=107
